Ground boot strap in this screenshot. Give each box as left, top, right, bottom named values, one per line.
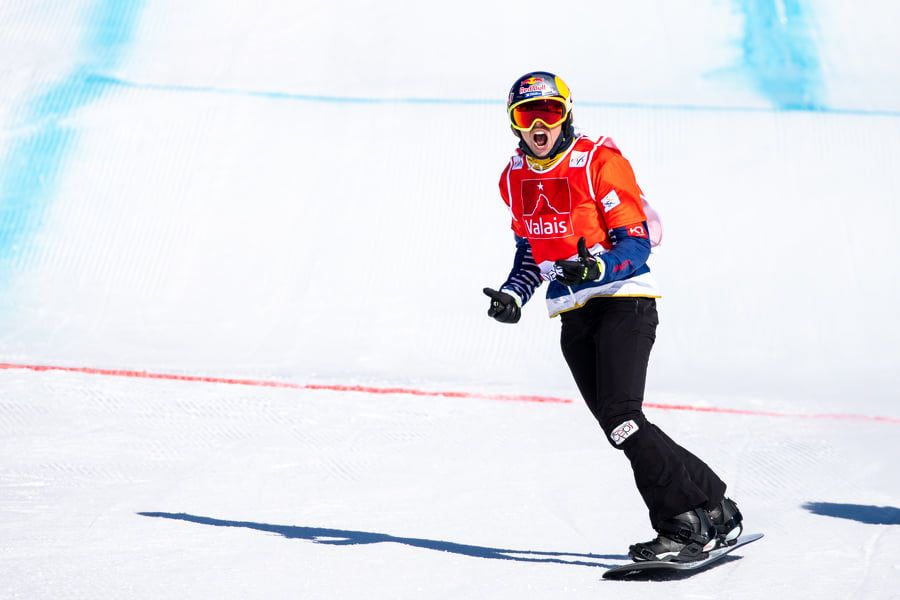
left=658, top=515, right=709, bottom=544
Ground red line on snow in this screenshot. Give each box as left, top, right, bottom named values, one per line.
left=0, top=362, right=569, bottom=405
left=642, top=402, right=899, bottom=424
left=0, top=362, right=897, bottom=424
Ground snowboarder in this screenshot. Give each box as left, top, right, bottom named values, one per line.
left=483, top=71, right=743, bottom=562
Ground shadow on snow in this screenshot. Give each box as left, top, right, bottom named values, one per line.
left=137, top=511, right=627, bottom=568
left=802, top=502, right=900, bottom=525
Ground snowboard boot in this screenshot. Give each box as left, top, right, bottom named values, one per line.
left=707, top=497, right=743, bottom=548
left=628, top=507, right=717, bottom=563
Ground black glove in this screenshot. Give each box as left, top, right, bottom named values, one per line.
left=553, top=237, right=605, bottom=286
left=482, top=287, right=521, bottom=324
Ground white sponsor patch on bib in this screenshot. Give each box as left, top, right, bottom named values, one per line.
left=511, top=156, right=524, bottom=170
left=569, top=151, right=588, bottom=167
left=600, top=190, right=621, bottom=212
left=610, top=419, right=639, bottom=445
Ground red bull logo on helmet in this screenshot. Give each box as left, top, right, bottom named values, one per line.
left=519, top=76, right=549, bottom=95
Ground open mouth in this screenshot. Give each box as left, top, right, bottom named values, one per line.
left=532, top=130, right=549, bottom=149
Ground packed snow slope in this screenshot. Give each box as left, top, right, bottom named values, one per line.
left=1, top=367, right=897, bottom=599
left=1, top=0, right=898, bottom=403
left=1, top=1, right=898, bottom=599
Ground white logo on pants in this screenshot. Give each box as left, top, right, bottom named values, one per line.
left=610, top=419, right=639, bottom=445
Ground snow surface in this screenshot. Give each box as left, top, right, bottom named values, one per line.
left=1, top=1, right=899, bottom=598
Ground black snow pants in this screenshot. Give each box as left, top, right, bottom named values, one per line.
left=559, top=296, right=727, bottom=527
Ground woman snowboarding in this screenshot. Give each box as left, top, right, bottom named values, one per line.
left=483, top=71, right=743, bottom=562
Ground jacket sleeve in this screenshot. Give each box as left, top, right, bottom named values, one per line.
left=500, top=235, right=543, bottom=306
left=597, top=224, right=651, bottom=284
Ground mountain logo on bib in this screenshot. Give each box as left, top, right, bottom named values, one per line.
left=520, top=178, right=573, bottom=239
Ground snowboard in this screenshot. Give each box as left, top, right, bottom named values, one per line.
left=602, top=533, right=764, bottom=580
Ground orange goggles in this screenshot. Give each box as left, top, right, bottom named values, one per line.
left=508, top=97, right=570, bottom=131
